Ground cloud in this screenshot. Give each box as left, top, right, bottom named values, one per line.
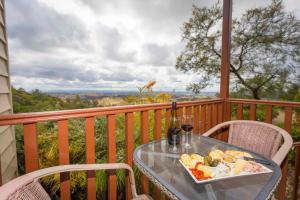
left=10, top=0, right=298, bottom=92
left=142, top=43, right=173, bottom=66
left=78, top=0, right=212, bottom=34
left=11, top=61, right=143, bottom=83
left=95, top=23, right=137, bottom=62
left=6, top=0, right=89, bottom=52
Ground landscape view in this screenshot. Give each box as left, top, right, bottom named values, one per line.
left=0, top=0, right=299, bottom=199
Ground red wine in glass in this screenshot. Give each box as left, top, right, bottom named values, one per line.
left=181, top=124, right=193, bottom=132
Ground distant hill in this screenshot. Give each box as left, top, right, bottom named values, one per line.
left=12, top=88, right=98, bottom=113
left=12, top=88, right=218, bottom=113
left=48, top=90, right=217, bottom=100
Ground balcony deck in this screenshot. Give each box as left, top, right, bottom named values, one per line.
left=0, top=98, right=299, bottom=199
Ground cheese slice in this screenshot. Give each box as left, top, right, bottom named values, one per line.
left=196, top=164, right=215, bottom=177
left=180, top=154, right=191, bottom=167
left=209, top=150, right=224, bottom=160
left=234, top=159, right=248, bottom=175
left=225, top=150, right=253, bottom=158
left=190, top=154, right=204, bottom=163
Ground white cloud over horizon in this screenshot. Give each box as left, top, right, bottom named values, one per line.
left=6, top=0, right=299, bottom=92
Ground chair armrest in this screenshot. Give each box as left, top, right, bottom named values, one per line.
left=272, top=131, right=293, bottom=166
left=0, top=163, right=138, bottom=199
left=202, top=121, right=231, bottom=137
left=30, top=163, right=133, bottom=179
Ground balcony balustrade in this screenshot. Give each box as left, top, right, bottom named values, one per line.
left=0, top=98, right=299, bottom=200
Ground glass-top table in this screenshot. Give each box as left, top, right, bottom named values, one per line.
left=133, top=135, right=281, bottom=200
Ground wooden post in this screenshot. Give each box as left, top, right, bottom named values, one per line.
left=193, top=106, right=200, bottom=134
left=23, top=123, right=39, bottom=173
left=85, top=117, right=96, bottom=200
left=249, top=104, right=256, bottom=120
left=0, top=154, right=2, bottom=186
left=140, top=111, right=149, bottom=194
left=58, top=120, right=71, bottom=200
left=278, top=107, right=293, bottom=200
left=154, top=110, right=162, bottom=200
left=220, top=0, right=232, bottom=99
left=264, top=105, right=273, bottom=123
left=107, top=115, right=117, bottom=200
left=237, top=103, right=243, bottom=120
left=125, top=112, right=134, bottom=200
left=292, top=146, right=300, bottom=200
left=220, top=0, right=232, bottom=124
left=200, top=105, right=207, bottom=133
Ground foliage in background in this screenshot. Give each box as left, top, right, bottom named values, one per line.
left=176, top=0, right=300, bottom=100
left=12, top=84, right=300, bottom=198
left=125, top=81, right=173, bottom=104
left=13, top=85, right=171, bottom=199
left=12, top=87, right=97, bottom=113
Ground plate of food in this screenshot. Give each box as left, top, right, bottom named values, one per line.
left=179, top=150, right=272, bottom=184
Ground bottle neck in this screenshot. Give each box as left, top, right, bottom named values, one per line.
left=170, top=102, right=178, bottom=127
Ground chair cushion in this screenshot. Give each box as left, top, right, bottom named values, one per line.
left=228, top=123, right=282, bottom=159
left=8, top=181, right=50, bottom=200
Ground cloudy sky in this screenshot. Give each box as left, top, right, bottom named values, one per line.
left=6, top=0, right=300, bottom=92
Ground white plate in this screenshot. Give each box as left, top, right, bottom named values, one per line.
left=179, top=160, right=273, bottom=184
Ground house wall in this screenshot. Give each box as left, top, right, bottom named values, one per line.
left=0, top=0, right=18, bottom=185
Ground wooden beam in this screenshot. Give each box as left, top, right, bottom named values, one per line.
left=107, top=115, right=117, bottom=200
left=85, top=117, right=96, bottom=200
left=58, top=120, right=71, bottom=200
left=220, top=0, right=232, bottom=98
left=140, top=111, right=149, bottom=194
left=0, top=154, right=2, bottom=186
left=125, top=112, right=134, bottom=200
left=23, top=123, right=39, bottom=173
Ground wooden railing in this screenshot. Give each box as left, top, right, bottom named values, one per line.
left=0, top=98, right=224, bottom=200
left=0, top=97, right=299, bottom=199
left=227, top=98, right=300, bottom=200
left=293, top=141, right=300, bottom=200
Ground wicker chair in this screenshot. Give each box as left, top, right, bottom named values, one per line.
left=0, top=163, right=152, bottom=200
left=203, top=120, right=293, bottom=165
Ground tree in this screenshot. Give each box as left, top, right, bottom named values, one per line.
left=176, top=0, right=300, bottom=99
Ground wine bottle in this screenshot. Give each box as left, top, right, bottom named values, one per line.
left=167, top=101, right=181, bottom=145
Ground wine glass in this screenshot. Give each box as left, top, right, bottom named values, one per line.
left=181, top=115, right=193, bottom=149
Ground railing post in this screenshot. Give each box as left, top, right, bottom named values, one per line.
left=217, top=103, right=223, bottom=124
left=154, top=110, right=162, bottom=140
left=278, top=107, right=293, bottom=200
left=193, top=106, right=200, bottom=134
left=224, top=101, right=231, bottom=122
left=292, top=145, right=300, bottom=200
left=186, top=106, right=193, bottom=116
left=154, top=109, right=162, bottom=200
left=237, top=103, right=243, bottom=120
left=265, top=105, right=273, bottom=123
left=212, top=104, right=218, bottom=126
left=125, top=112, right=134, bottom=200
left=141, top=111, right=149, bottom=194
left=85, top=117, right=96, bottom=200
left=207, top=104, right=213, bottom=129
left=107, top=114, right=117, bottom=200
left=200, top=105, right=207, bottom=133
left=177, top=107, right=183, bottom=119
left=249, top=104, right=256, bottom=120
left=0, top=154, right=2, bottom=186
left=165, top=108, right=171, bottom=133
left=23, top=123, right=39, bottom=173
left=58, top=120, right=71, bottom=200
